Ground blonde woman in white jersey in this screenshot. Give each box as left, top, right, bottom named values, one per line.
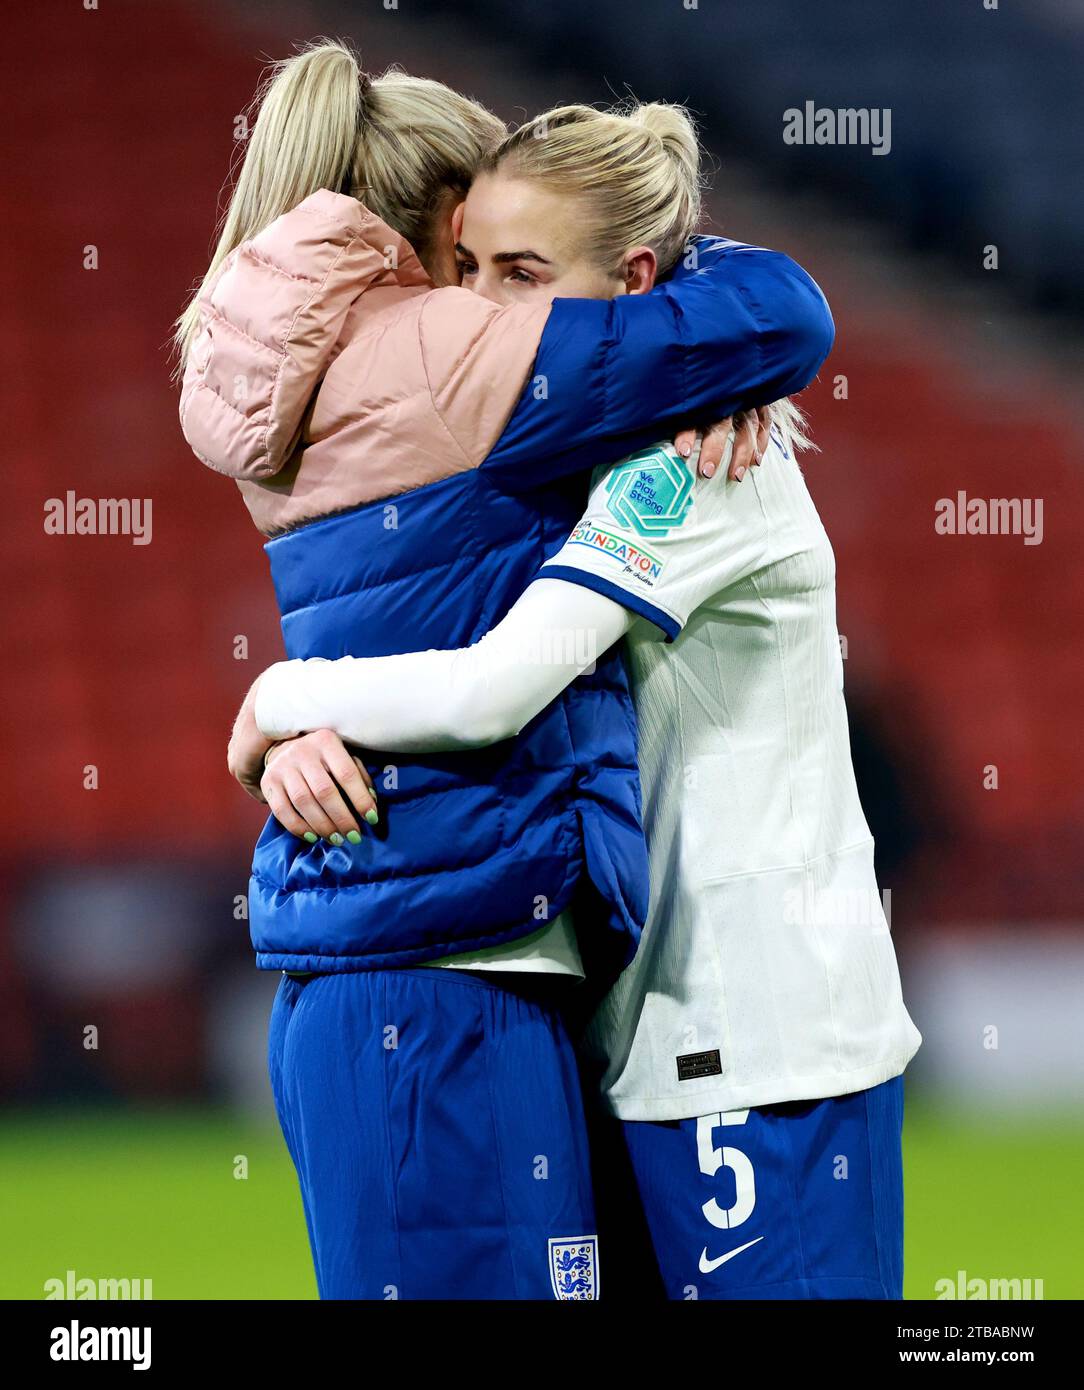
left=231, top=104, right=922, bottom=1301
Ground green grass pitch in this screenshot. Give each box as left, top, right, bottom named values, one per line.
left=1, top=1104, right=1079, bottom=1300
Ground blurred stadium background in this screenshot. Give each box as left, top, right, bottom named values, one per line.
left=2, top=0, right=1082, bottom=1299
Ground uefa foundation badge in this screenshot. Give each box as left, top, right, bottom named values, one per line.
left=548, top=1235, right=600, bottom=1300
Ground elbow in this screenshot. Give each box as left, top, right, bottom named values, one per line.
left=805, top=285, right=836, bottom=375
left=440, top=643, right=542, bottom=747
left=741, top=252, right=835, bottom=401
left=180, top=382, right=283, bottom=481
left=789, top=297, right=835, bottom=397
left=447, top=676, right=541, bottom=747
left=453, top=703, right=525, bottom=749
left=773, top=258, right=836, bottom=395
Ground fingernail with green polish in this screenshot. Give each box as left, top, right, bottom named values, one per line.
left=303, top=831, right=318, bottom=844
left=365, top=808, right=379, bottom=826
left=346, top=830, right=362, bottom=845
left=329, top=833, right=344, bottom=846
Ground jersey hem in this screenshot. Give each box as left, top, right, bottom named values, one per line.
left=599, top=1050, right=918, bottom=1122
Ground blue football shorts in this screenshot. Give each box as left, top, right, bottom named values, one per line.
left=591, top=1076, right=905, bottom=1300
left=268, top=967, right=599, bottom=1299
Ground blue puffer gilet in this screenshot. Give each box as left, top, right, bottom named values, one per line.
left=252, top=469, right=644, bottom=981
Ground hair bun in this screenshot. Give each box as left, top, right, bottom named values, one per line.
left=628, top=102, right=699, bottom=175
left=489, top=99, right=703, bottom=278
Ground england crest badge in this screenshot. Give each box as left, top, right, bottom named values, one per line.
left=548, top=1235, right=599, bottom=1300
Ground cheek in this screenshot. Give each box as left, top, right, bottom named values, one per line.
left=464, top=273, right=518, bottom=307
left=551, top=266, right=621, bottom=300
left=520, top=284, right=560, bottom=308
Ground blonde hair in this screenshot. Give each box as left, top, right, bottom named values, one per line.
left=765, top=397, right=814, bottom=455
left=484, top=102, right=702, bottom=280
left=175, top=39, right=506, bottom=366
left=485, top=101, right=814, bottom=452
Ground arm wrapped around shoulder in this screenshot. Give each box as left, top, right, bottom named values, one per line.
left=483, top=235, right=835, bottom=490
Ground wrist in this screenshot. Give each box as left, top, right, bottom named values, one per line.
left=263, top=738, right=295, bottom=771
left=253, top=662, right=303, bottom=741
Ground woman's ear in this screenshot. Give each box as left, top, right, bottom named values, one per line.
left=623, top=246, right=658, bottom=295
left=451, top=200, right=465, bottom=243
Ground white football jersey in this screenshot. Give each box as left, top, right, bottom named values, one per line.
left=541, top=429, right=921, bottom=1120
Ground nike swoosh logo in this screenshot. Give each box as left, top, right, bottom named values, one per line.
left=699, top=1236, right=764, bottom=1273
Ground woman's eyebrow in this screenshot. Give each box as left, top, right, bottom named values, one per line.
left=492, top=249, right=552, bottom=266
left=455, top=241, right=552, bottom=267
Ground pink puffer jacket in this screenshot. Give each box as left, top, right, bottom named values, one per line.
left=180, top=189, right=549, bottom=535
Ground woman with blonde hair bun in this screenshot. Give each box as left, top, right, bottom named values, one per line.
left=184, top=41, right=835, bottom=1299
left=461, top=100, right=813, bottom=450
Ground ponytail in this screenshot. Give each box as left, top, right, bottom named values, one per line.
left=175, top=39, right=361, bottom=365
left=176, top=39, right=505, bottom=368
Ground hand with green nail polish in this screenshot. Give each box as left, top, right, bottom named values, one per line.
left=259, top=728, right=380, bottom=846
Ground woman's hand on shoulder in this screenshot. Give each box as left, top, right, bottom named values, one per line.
left=674, top=405, right=771, bottom=481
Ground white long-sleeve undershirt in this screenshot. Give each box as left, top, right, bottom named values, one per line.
left=254, top=578, right=633, bottom=752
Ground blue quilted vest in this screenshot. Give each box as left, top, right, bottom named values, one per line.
left=249, top=468, right=647, bottom=979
